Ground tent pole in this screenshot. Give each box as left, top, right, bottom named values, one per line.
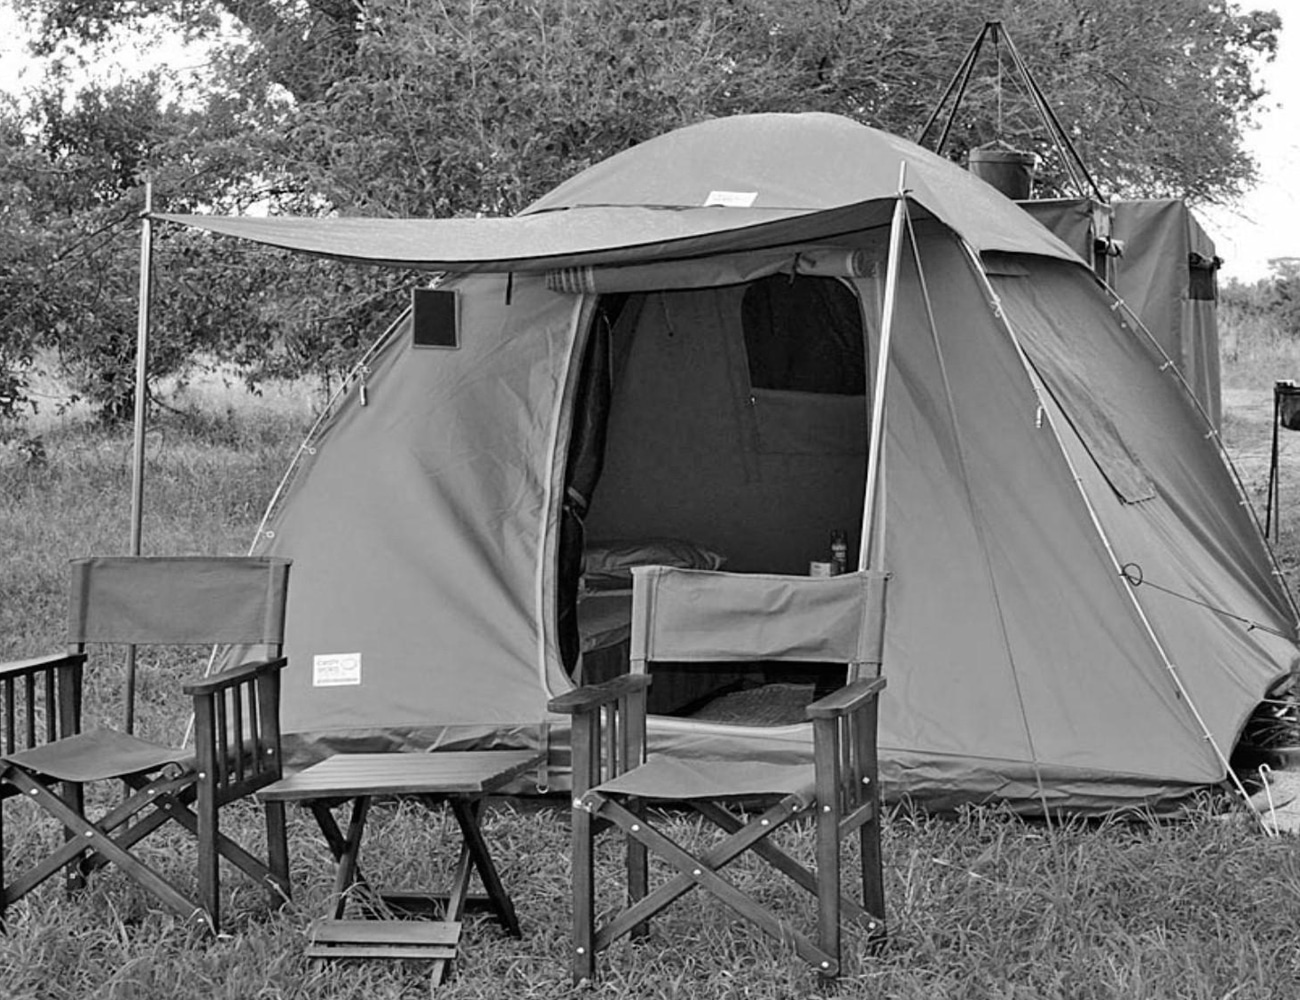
left=124, top=180, right=154, bottom=734
left=859, top=167, right=908, bottom=572
left=915, top=22, right=990, bottom=152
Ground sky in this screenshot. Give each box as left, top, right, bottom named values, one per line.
left=0, top=12, right=28, bottom=94
left=0, top=5, right=1296, bottom=281
left=1200, top=15, right=1300, bottom=282
left=0, top=4, right=217, bottom=101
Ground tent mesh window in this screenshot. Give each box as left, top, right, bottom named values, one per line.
left=741, top=275, right=866, bottom=395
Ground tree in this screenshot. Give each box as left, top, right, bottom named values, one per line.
left=0, top=79, right=168, bottom=422
left=24, top=0, right=360, bottom=104
left=1264, top=259, right=1300, bottom=338
left=19, top=0, right=1281, bottom=204
left=1, top=0, right=1282, bottom=420
left=245, top=0, right=1284, bottom=209
left=0, top=69, right=382, bottom=421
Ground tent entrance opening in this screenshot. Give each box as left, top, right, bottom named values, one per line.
left=566, top=274, right=871, bottom=722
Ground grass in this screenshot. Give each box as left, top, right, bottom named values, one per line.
left=4, top=343, right=1300, bottom=998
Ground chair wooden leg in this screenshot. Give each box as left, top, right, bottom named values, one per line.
left=625, top=797, right=648, bottom=941
left=64, top=781, right=88, bottom=895
left=860, top=795, right=886, bottom=947
left=815, top=798, right=841, bottom=980
left=196, top=781, right=219, bottom=935
left=813, top=715, right=844, bottom=979
left=265, top=800, right=290, bottom=906
left=0, top=789, right=7, bottom=930
left=572, top=804, right=596, bottom=984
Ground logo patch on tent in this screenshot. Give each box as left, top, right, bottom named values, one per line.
left=313, top=652, right=362, bottom=687
left=704, top=190, right=758, bottom=208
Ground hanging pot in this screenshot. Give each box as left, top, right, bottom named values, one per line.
left=967, top=147, right=1038, bottom=200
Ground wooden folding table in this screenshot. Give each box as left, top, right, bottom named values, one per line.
left=259, top=750, right=542, bottom=985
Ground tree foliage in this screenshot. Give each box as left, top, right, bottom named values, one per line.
left=0, top=0, right=1282, bottom=420
left=24, top=0, right=1275, bottom=204
left=1260, top=259, right=1300, bottom=337
left=1, top=76, right=177, bottom=420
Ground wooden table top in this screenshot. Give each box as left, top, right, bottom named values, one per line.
left=259, top=750, right=543, bottom=801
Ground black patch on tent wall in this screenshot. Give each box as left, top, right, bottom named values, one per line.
left=1188, top=252, right=1221, bottom=301
left=411, top=288, right=459, bottom=349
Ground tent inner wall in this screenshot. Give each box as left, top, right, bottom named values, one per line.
left=583, top=281, right=870, bottom=574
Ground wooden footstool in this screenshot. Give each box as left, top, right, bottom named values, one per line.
left=259, top=750, right=542, bottom=985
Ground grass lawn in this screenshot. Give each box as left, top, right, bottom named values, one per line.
left=3, top=343, right=1300, bottom=999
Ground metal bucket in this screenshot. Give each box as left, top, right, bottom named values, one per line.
left=968, top=147, right=1037, bottom=200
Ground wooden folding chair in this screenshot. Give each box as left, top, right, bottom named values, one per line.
left=0, top=556, right=292, bottom=933
left=549, top=566, right=888, bottom=983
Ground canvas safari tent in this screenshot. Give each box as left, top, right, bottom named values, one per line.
left=1020, top=196, right=1224, bottom=429
left=160, top=112, right=1298, bottom=814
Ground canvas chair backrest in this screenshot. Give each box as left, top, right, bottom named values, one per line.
left=67, top=556, right=291, bottom=648
left=628, top=566, right=887, bottom=671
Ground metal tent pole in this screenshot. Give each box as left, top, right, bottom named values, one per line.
left=1267, top=381, right=1285, bottom=542
left=124, top=180, right=154, bottom=733
left=915, top=23, right=990, bottom=151
left=859, top=166, right=908, bottom=572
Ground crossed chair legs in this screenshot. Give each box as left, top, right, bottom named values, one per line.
left=572, top=790, right=886, bottom=982
left=0, top=762, right=289, bottom=934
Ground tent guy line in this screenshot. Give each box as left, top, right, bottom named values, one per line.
left=1119, top=562, right=1293, bottom=641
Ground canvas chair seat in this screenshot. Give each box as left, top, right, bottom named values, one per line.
left=0, top=557, right=292, bottom=935
left=550, top=566, right=889, bottom=983
left=3, top=729, right=192, bottom=783
left=588, top=757, right=817, bottom=806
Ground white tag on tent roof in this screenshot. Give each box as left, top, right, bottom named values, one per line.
left=704, top=190, right=758, bottom=208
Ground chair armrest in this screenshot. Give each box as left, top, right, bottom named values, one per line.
left=0, top=652, right=86, bottom=680
left=805, top=676, right=886, bottom=720
left=548, top=674, right=651, bottom=716
left=182, top=656, right=287, bottom=696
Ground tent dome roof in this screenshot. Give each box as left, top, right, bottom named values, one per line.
left=525, top=112, right=1075, bottom=260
